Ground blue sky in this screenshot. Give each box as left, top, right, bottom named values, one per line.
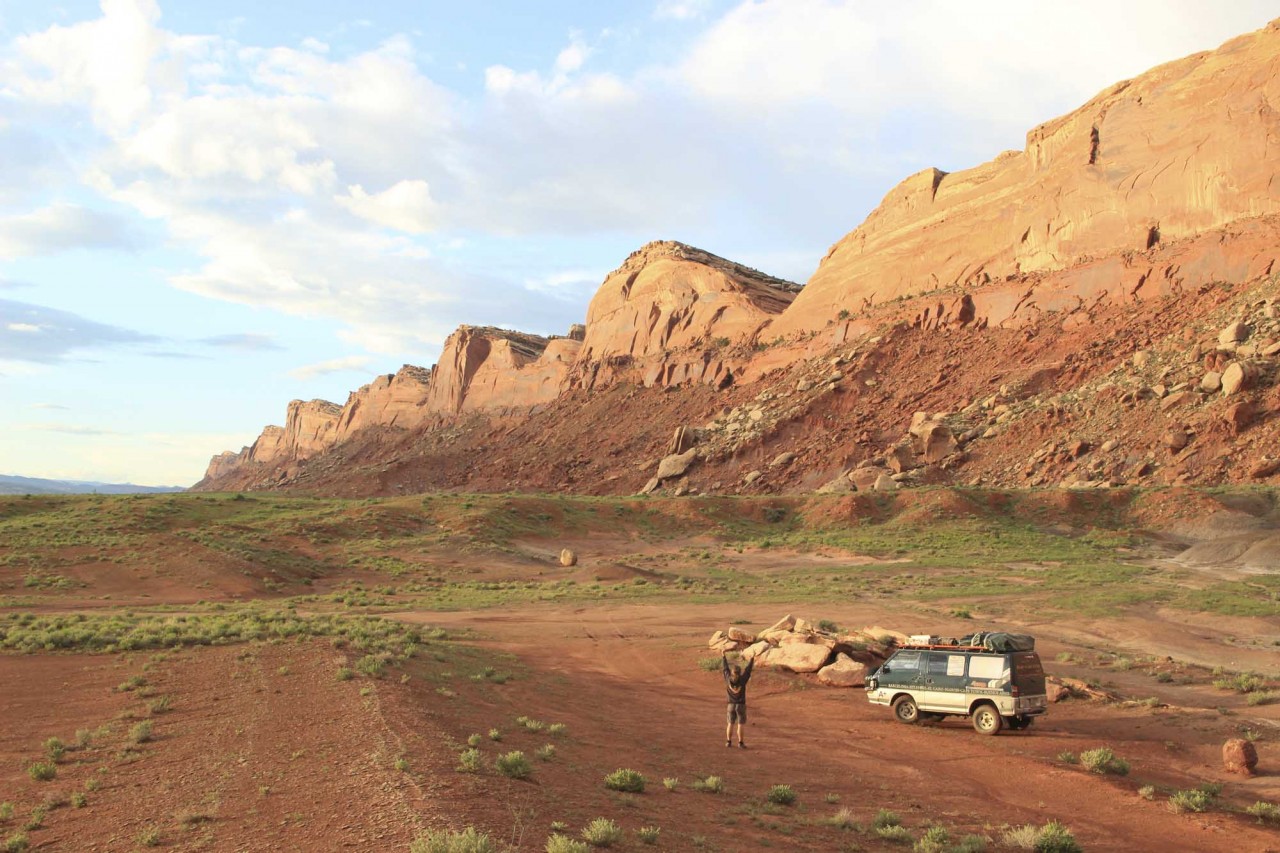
left=0, top=0, right=1275, bottom=486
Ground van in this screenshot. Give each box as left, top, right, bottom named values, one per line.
left=864, top=641, right=1048, bottom=734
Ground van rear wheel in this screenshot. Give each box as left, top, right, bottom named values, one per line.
left=892, top=696, right=920, bottom=724
left=971, top=703, right=1002, bottom=735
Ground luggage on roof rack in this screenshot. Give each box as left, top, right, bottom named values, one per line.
left=960, top=631, right=1035, bottom=652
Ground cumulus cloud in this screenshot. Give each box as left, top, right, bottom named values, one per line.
left=287, top=355, right=373, bottom=380
left=0, top=203, right=146, bottom=258
left=335, top=180, right=440, bottom=234
left=0, top=299, right=156, bottom=363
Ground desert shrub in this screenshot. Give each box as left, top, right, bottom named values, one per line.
left=117, top=675, right=147, bottom=692
left=516, top=716, right=545, bottom=732
left=148, top=695, right=172, bottom=714
left=488, top=728, right=502, bottom=742
left=1212, top=671, right=1265, bottom=693
left=1056, top=751, right=1078, bottom=764
left=545, top=835, right=588, bottom=853
left=547, top=723, right=567, bottom=737
left=395, top=757, right=410, bottom=772
left=3, top=833, right=28, bottom=853
left=636, top=826, right=660, bottom=845
left=44, top=737, right=64, bottom=762
left=130, top=721, right=153, bottom=744
left=84, top=777, right=100, bottom=792
left=27, top=762, right=56, bottom=782
left=1138, top=785, right=1156, bottom=800
left=1246, top=801, right=1280, bottom=823
left=876, top=824, right=913, bottom=844
left=1079, top=746, right=1128, bottom=775
left=457, top=749, right=483, bottom=773
left=604, top=768, right=645, bottom=793
left=1032, top=821, right=1082, bottom=853
left=336, top=667, right=354, bottom=681
left=765, top=784, right=795, bottom=805
left=70, top=793, right=86, bottom=809
left=137, top=825, right=161, bottom=847
left=409, top=827, right=499, bottom=853
left=691, top=775, right=723, bottom=793
left=467, top=733, right=483, bottom=747
left=824, top=792, right=840, bottom=804
left=914, top=826, right=950, bottom=853
left=536, top=744, right=555, bottom=761
left=817, top=619, right=839, bottom=633
left=20, top=808, right=43, bottom=832
left=1168, top=783, right=1219, bottom=814
left=0, top=803, right=10, bottom=821
left=1001, top=822, right=1081, bottom=852
left=1246, top=691, right=1276, bottom=706
left=697, top=657, right=721, bottom=671
left=354, top=655, right=385, bottom=678
left=495, top=751, right=532, bottom=780
left=952, top=835, right=987, bottom=853
left=872, top=809, right=901, bottom=829
left=827, top=807, right=856, bottom=829
left=580, top=818, right=623, bottom=847
left=662, top=777, right=678, bottom=791
left=1155, top=671, right=1173, bottom=683
left=75, top=729, right=93, bottom=748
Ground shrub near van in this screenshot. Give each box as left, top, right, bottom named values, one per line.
left=865, top=633, right=1048, bottom=735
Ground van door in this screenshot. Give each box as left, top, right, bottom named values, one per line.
left=922, top=652, right=969, bottom=712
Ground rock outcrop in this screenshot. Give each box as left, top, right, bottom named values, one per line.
left=426, top=326, right=569, bottom=415
left=573, top=241, right=800, bottom=389
left=771, top=19, right=1280, bottom=336
left=334, top=366, right=433, bottom=441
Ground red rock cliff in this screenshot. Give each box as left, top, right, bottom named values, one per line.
left=772, top=19, right=1280, bottom=336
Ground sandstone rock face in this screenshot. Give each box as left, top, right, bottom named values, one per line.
left=204, top=450, right=245, bottom=481
left=572, top=241, right=799, bottom=389
left=1223, top=738, right=1258, bottom=775
left=427, top=326, right=573, bottom=415
left=770, top=22, right=1280, bottom=337
left=334, top=365, right=433, bottom=441
left=285, top=399, right=343, bottom=460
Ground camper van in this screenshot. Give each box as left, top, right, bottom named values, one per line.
left=865, top=634, right=1047, bottom=735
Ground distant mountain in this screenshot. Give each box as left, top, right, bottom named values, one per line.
left=0, top=475, right=185, bottom=495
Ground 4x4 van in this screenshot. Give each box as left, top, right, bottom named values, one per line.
left=865, top=638, right=1047, bottom=735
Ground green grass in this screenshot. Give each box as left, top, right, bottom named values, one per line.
left=26, top=762, right=55, bottom=782
left=691, top=775, right=723, bottom=793
left=1079, top=746, right=1129, bottom=775
left=764, top=784, right=795, bottom=805
left=495, top=750, right=532, bottom=779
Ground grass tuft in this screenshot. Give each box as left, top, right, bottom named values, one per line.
left=765, top=784, right=795, bottom=806
left=604, top=768, right=645, bottom=793
left=1079, top=746, right=1128, bottom=775
left=580, top=818, right=623, bottom=848
left=409, top=827, right=499, bottom=853
left=495, top=750, right=532, bottom=780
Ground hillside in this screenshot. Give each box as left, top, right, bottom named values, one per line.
left=197, top=20, right=1280, bottom=497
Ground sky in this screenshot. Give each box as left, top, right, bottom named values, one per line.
left=0, top=0, right=1275, bottom=486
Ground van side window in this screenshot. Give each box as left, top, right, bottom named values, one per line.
left=891, top=651, right=922, bottom=672
left=969, top=655, right=1005, bottom=679
left=927, top=654, right=965, bottom=676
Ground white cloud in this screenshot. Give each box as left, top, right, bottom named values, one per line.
left=335, top=180, right=439, bottom=234
left=0, top=203, right=145, bottom=258
left=654, top=0, right=714, bottom=21
left=287, top=355, right=372, bottom=380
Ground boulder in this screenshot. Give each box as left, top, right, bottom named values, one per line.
left=668, top=425, right=695, bottom=455
left=873, top=474, right=899, bottom=492
left=1164, top=426, right=1190, bottom=452
left=743, top=470, right=762, bottom=484
left=759, top=642, right=832, bottom=673
left=1251, top=458, right=1280, bottom=479
left=740, top=641, right=770, bottom=661
left=1221, top=360, right=1260, bottom=396
left=793, top=617, right=813, bottom=633
left=1199, top=372, right=1223, bottom=393
left=886, top=444, right=917, bottom=473
left=1045, top=678, right=1072, bottom=703
left=1223, top=738, right=1258, bottom=775
left=861, top=626, right=909, bottom=645
left=1224, top=401, right=1255, bottom=434
left=769, top=451, right=796, bottom=468
left=1100, top=439, right=1118, bottom=453
left=640, top=477, right=660, bottom=495
left=657, top=448, right=698, bottom=480
left=1132, top=350, right=1150, bottom=369
left=816, top=475, right=854, bottom=494
left=849, top=467, right=890, bottom=491
left=559, top=548, right=577, bottom=567
left=919, top=423, right=958, bottom=463
left=726, top=627, right=755, bottom=643
left=817, top=654, right=866, bottom=688
left=1218, top=321, right=1250, bottom=347
left=761, top=614, right=795, bottom=635
left=1160, top=390, right=1193, bottom=412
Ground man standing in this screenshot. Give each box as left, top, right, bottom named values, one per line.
left=722, top=652, right=755, bottom=748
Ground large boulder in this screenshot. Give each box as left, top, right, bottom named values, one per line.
left=559, top=548, right=578, bottom=567
left=886, top=445, right=917, bottom=473
left=1223, top=738, right=1258, bottom=775
left=760, top=642, right=832, bottom=673
left=727, top=627, right=755, bottom=643
left=1221, top=360, right=1261, bottom=396
left=1218, top=321, right=1250, bottom=347
left=740, top=641, right=771, bottom=661
left=657, top=448, right=699, bottom=480
left=918, top=423, right=958, bottom=463
left=849, top=467, right=890, bottom=491
left=816, top=474, right=855, bottom=494
left=817, top=653, right=866, bottom=688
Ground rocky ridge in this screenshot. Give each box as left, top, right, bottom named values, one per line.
left=198, top=21, right=1280, bottom=497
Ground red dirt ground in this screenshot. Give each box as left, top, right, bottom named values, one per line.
left=4, top=599, right=1277, bottom=852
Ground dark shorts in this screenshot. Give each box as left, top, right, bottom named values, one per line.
left=726, top=702, right=747, bottom=724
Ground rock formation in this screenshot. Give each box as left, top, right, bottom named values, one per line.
left=334, top=366, right=433, bottom=441
left=572, top=241, right=800, bottom=389
left=771, top=19, right=1280, bottom=336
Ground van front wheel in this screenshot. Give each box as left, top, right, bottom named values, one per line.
left=892, top=696, right=920, bottom=724
left=971, top=703, right=1002, bottom=735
